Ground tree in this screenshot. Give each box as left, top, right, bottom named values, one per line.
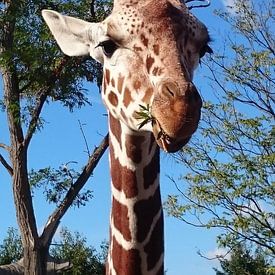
left=0, top=0, right=111, bottom=273
left=0, top=228, right=23, bottom=265
left=214, top=244, right=273, bottom=275
left=0, top=227, right=107, bottom=274
left=51, top=227, right=106, bottom=275
left=164, top=0, right=274, bottom=258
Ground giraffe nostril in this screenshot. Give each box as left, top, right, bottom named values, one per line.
left=161, top=82, right=179, bottom=98
left=166, top=86, right=175, bottom=97
left=160, top=82, right=202, bottom=107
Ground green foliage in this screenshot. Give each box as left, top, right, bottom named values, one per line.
left=50, top=227, right=106, bottom=275
left=1, top=0, right=112, bottom=221
left=165, top=0, right=275, bottom=258
left=214, top=244, right=273, bottom=275
left=136, top=104, right=155, bottom=129
left=0, top=1, right=112, bottom=272
left=0, top=228, right=23, bottom=265
left=0, top=0, right=111, bottom=123
left=29, top=166, right=93, bottom=207
left=0, top=227, right=107, bottom=274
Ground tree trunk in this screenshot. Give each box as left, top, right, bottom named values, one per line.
left=1, top=2, right=46, bottom=272
left=0, top=2, right=107, bottom=274
left=2, top=68, right=42, bottom=274
left=22, top=246, right=46, bottom=275
left=11, top=144, right=41, bottom=274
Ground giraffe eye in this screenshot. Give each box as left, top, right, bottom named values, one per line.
left=98, top=40, right=118, bottom=58
left=199, top=45, right=213, bottom=58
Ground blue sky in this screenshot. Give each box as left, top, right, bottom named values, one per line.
left=0, top=1, right=237, bottom=274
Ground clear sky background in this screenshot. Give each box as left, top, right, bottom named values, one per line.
left=0, top=1, right=238, bottom=274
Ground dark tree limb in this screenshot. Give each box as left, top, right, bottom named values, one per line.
left=23, top=91, right=48, bottom=149
left=24, top=56, right=70, bottom=150
left=40, top=133, right=109, bottom=247
left=0, top=153, right=13, bottom=176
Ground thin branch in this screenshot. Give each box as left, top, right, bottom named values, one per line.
left=0, top=153, right=13, bottom=176
left=78, top=120, right=91, bottom=157
left=197, top=245, right=235, bottom=261
left=40, top=133, right=109, bottom=247
left=24, top=91, right=48, bottom=149
left=23, top=56, right=70, bottom=149
left=0, top=143, right=10, bottom=152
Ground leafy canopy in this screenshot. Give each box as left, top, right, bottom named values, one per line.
left=0, top=227, right=107, bottom=274
left=164, top=0, right=275, bottom=258
left=214, top=244, right=274, bottom=275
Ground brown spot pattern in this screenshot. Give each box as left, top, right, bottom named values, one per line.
left=133, top=80, right=141, bottom=90
left=125, top=134, right=145, bottom=164
left=112, top=237, right=142, bottom=275
left=123, top=87, right=133, bottom=108
left=112, top=197, right=132, bottom=241
left=109, top=114, right=122, bottom=149
left=111, top=78, right=116, bottom=88
left=134, top=45, right=143, bottom=52
left=108, top=91, right=119, bottom=107
left=143, top=149, right=159, bottom=189
left=134, top=187, right=162, bottom=243
left=152, top=67, right=161, bottom=76
left=117, top=75, right=125, bottom=94
left=110, top=144, right=138, bottom=198
left=140, top=34, right=149, bottom=47
left=146, top=55, right=155, bottom=73
left=142, top=87, right=154, bottom=104
left=144, top=213, right=164, bottom=271
left=105, top=69, right=111, bottom=85
left=153, top=44, right=160, bottom=55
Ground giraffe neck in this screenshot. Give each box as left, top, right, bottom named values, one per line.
left=107, top=113, right=164, bottom=275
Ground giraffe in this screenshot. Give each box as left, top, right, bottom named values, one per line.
left=42, top=0, right=212, bottom=274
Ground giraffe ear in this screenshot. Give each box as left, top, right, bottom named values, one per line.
left=42, top=10, right=104, bottom=62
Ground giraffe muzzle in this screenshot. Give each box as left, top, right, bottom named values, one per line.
left=151, top=81, right=202, bottom=152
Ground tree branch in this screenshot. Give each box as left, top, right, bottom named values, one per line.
left=40, top=133, right=109, bottom=247
left=0, top=153, right=13, bottom=176
left=23, top=56, right=70, bottom=149
left=0, top=143, right=10, bottom=152
left=78, top=120, right=91, bottom=157
left=23, top=91, right=48, bottom=149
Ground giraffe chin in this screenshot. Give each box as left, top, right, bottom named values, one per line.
left=152, top=122, right=191, bottom=153
left=157, top=135, right=191, bottom=153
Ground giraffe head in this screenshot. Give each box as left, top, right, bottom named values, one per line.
left=42, top=0, right=211, bottom=152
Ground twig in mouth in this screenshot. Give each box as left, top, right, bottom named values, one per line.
left=136, top=104, right=156, bottom=129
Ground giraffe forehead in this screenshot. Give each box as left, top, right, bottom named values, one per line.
left=114, top=5, right=174, bottom=38
left=107, top=1, right=209, bottom=52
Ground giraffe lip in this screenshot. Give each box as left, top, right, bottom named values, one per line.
left=152, top=119, right=191, bottom=153
left=152, top=120, right=176, bottom=152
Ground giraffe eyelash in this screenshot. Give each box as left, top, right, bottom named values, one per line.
left=97, top=40, right=118, bottom=58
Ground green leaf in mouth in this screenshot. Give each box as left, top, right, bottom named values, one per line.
left=136, top=104, right=156, bottom=129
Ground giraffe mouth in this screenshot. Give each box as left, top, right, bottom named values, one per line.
left=152, top=119, right=190, bottom=153
left=136, top=105, right=192, bottom=152
left=154, top=122, right=173, bottom=152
